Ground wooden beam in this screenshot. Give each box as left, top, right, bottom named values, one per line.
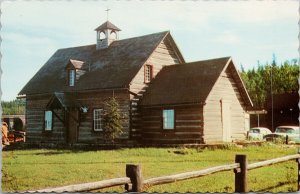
left=247, top=154, right=300, bottom=170
left=28, top=177, right=131, bottom=192
left=126, top=164, right=143, bottom=192
left=298, top=150, right=300, bottom=191
left=143, top=163, right=239, bottom=187
left=234, top=155, right=247, bottom=192
left=52, top=110, right=65, bottom=124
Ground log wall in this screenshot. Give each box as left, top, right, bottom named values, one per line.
left=203, top=67, right=247, bottom=143
left=130, top=35, right=182, bottom=139
left=140, top=105, right=204, bottom=144
left=25, top=90, right=131, bottom=145
left=75, top=90, right=131, bottom=143
left=26, top=95, right=66, bottom=143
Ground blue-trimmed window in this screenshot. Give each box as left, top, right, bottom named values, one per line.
left=69, top=69, right=75, bottom=86
left=163, top=109, right=174, bottom=130
left=44, top=110, right=53, bottom=131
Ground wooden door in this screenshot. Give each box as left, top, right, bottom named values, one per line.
left=68, top=109, right=79, bottom=144
left=221, top=100, right=231, bottom=142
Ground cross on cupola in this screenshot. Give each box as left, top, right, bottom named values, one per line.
left=105, top=8, right=110, bottom=20
left=95, top=9, right=121, bottom=50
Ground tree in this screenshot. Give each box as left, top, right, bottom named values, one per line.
left=240, top=57, right=298, bottom=108
left=102, top=97, right=123, bottom=143
left=1, top=99, right=25, bottom=115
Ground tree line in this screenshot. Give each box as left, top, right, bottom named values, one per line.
left=1, top=99, right=25, bottom=115
left=240, top=57, right=298, bottom=109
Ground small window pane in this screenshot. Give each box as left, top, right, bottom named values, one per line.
left=94, top=109, right=103, bottom=131
left=163, top=109, right=174, bottom=130
left=69, top=70, right=75, bottom=86
left=45, top=111, right=52, bottom=131
left=145, top=65, right=152, bottom=83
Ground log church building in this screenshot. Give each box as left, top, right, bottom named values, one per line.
left=19, top=20, right=253, bottom=145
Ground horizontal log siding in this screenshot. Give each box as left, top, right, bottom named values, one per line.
left=203, top=69, right=246, bottom=143
left=130, top=37, right=181, bottom=139
left=140, top=105, right=204, bottom=144
left=26, top=95, right=66, bottom=144
left=75, top=90, right=131, bottom=143
left=25, top=90, right=130, bottom=145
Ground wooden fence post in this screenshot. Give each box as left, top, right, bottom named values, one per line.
left=297, top=158, right=300, bottom=191
left=234, top=154, right=248, bottom=192
left=126, top=164, right=143, bottom=192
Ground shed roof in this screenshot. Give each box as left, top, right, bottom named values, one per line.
left=19, top=31, right=175, bottom=95
left=140, top=57, right=253, bottom=108
left=95, top=21, right=121, bottom=31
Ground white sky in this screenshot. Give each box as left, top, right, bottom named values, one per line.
left=1, top=0, right=299, bottom=101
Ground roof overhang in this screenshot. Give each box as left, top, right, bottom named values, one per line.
left=17, top=95, right=26, bottom=99
left=46, top=92, right=81, bottom=110
left=227, top=58, right=253, bottom=108
left=247, top=110, right=268, bottom=114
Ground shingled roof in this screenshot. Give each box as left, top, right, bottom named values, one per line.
left=95, top=21, right=121, bottom=31
left=140, top=57, right=253, bottom=107
left=19, top=31, right=173, bottom=95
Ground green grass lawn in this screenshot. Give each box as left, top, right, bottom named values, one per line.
left=2, top=143, right=299, bottom=192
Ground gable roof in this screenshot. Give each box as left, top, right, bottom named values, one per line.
left=19, top=31, right=183, bottom=95
left=140, top=57, right=253, bottom=108
left=95, top=21, right=121, bottom=31
left=46, top=92, right=81, bottom=110
left=65, top=59, right=86, bottom=69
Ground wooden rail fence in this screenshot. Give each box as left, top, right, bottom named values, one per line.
left=28, top=153, right=300, bottom=193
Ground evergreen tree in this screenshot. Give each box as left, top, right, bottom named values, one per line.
left=1, top=99, right=25, bottom=115
left=240, top=57, right=298, bottom=108
left=102, top=97, right=123, bottom=143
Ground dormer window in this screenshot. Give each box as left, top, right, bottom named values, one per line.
left=69, top=69, right=75, bottom=86
left=65, top=59, right=87, bottom=86
left=144, top=64, right=153, bottom=83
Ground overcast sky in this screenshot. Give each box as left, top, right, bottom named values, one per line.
left=1, top=0, right=298, bottom=101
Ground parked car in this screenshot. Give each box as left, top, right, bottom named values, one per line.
left=263, top=126, right=300, bottom=143
left=247, top=127, right=272, bottom=140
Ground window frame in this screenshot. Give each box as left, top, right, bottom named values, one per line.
left=162, top=109, right=175, bottom=130
left=93, top=109, right=103, bottom=132
left=69, top=69, right=75, bottom=86
left=44, top=110, right=53, bottom=131
left=144, top=64, right=153, bottom=83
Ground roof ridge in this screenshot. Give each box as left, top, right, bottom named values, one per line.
left=57, top=31, right=170, bottom=51
left=186, top=56, right=231, bottom=64
left=58, top=44, right=96, bottom=51
left=161, top=56, right=232, bottom=70
left=116, top=30, right=169, bottom=42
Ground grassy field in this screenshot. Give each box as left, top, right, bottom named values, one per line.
left=2, top=143, right=299, bottom=192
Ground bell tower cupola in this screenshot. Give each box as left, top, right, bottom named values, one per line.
left=95, top=21, right=121, bottom=50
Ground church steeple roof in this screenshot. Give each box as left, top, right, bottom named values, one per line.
left=94, top=21, right=121, bottom=31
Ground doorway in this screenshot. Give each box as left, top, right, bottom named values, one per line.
left=68, top=109, right=79, bottom=144
left=221, top=100, right=231, bottom=142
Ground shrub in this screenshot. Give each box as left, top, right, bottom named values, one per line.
left=102, top=97, right=123, bottom=143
